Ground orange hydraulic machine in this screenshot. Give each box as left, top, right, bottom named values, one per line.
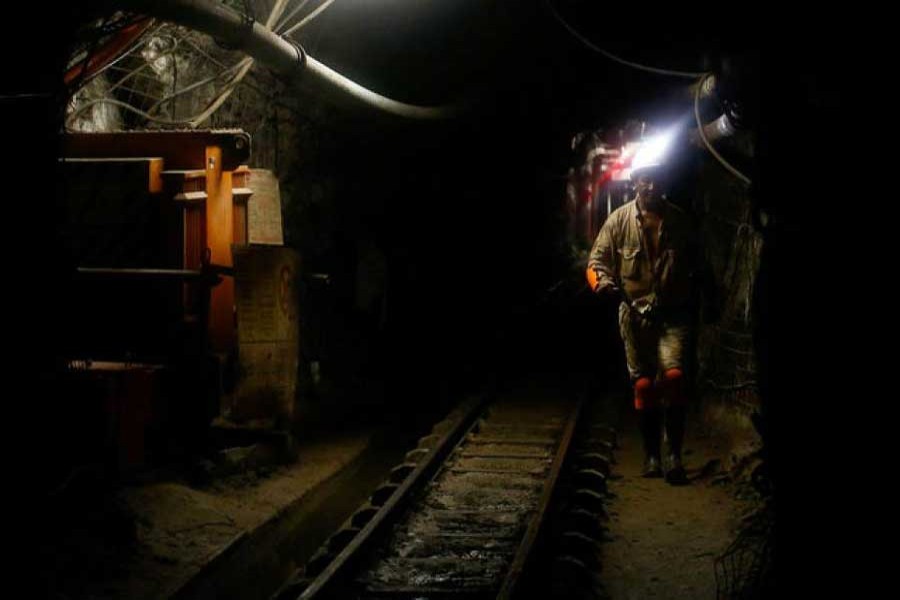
left=61, top=129, right=252, bottom=468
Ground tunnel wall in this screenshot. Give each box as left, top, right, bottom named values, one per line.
left=692, top=158, right=763, bottom=473
left=59, top=10, right=766, bottom=461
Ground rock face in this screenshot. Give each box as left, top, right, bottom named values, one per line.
left=692, top=158, right=764, bottom=473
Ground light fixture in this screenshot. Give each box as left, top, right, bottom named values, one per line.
left=630, top=127, right=679, bottom=172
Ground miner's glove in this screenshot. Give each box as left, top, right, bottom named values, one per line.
left=595, top=280, right=621, bottom=299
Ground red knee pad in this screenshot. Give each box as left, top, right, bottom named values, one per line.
left=661, top=368, right=687, bottom=406
left=634, top=376, right=658, bottom=410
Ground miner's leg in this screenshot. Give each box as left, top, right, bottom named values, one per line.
left=619, top=302, right=663, bottom=477
left=661, top=367, right=688, bottom=485
left=635, top=376, right=663, bottom=477
left=659, top=320, right=690, bottom=485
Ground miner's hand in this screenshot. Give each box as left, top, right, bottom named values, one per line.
left=595, top=280, right=622, bottom=300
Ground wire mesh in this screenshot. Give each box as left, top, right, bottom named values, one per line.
left=715, top=499, right=775, bottom=598
left=63, top=1, right=335, bottom=169
left=695, top=158, right=762, bottom=413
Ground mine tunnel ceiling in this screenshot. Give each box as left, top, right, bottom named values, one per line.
left=62, top=0, right=758, bottom=203
left=68, top=0, right=760, bottom=142
left=103, top=0, right=755, bottom=126
left=287, top=0, right=755, bottom=120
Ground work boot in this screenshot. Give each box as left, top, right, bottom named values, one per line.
left=665, top=453, right=688, bottom=485
left=643, top=455, right=663, bottom=478
left=664, top=405, right=687, bottom=455
left=639, top=407, right=662, bottom=478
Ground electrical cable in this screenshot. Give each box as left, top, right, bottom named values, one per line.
left=282, top=0, right=337, bottom=36
left=191, top=1, right=298, bottom=126
left=66, top=16, right=157, bottom=90
left=145, top=60, right=245, bottom=116
left=180, top=33, right=232, bottom=69
left=265, top=0, right=292, bottom=29
left=105, top=0, right=457, bottom=120
left=160, top=35, right=290, bottom=109
left=66, top=85, right=301, bottom=130
left=102, top=34, right=178, bottom=98
left=186, top=57, right=255, bottom=127
left=66, top=54, right=249, bottom=127
left=694, top=72, right=752, bottom=185
left=178, top=35, right=279, bottom=99
left=180, top=0, right=288, bottom=127
left=274, top=0, right=312, bottom=33
left=86, top=22, right=164, bottom=84
left=104, top=83, right=158, bottom=100
left=544, top=0, right=705, bottom=79
left=190, top=0, right=300, bottom=125
left=215, top=2, right=255, bottom=50
left=67, top=14, right=109, bottom=94
left=280, top=34, right=307, bottom=70
left=65, top=97, right=195, bottom=127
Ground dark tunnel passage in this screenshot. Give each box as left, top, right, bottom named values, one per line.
left=3, top=2, right=861, bottom=599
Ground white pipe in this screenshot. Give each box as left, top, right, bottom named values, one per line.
left=117, top=0, right=459, bottom=119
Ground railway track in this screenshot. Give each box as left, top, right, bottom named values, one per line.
left=274, top=388, right=616, bottom=600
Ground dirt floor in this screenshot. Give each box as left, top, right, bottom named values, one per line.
left=597, top=417, right=758, bottom=599
left=40, top=429, right=373, bottom=600
left=39, top=386, right=763, bottom=600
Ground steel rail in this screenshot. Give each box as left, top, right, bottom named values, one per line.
left=496, top=396, right=584, bottom=600
left=298, top=394, right=490, bottom=599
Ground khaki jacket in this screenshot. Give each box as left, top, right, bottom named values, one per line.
left=588, top=199, right=701, bottom=312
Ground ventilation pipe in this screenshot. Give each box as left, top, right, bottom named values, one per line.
left=117, top=0, right=458, bottom=119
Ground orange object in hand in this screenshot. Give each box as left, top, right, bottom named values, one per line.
left=585, top=267, right=600, bottom=291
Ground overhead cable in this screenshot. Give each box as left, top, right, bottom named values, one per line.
left=545, top=0, right=705, bottom=79
left=116, top=0, right=457, bottom=119
left=282, top=0, right=337, bottom=36
left=275, top=0, right=313, bottom=33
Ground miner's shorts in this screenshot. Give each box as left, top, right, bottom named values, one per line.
left=617, top=302, right=689, bottom=381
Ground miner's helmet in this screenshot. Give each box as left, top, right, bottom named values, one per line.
left=629, top=162, right=664, bottom=183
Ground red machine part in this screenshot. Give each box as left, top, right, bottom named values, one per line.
left=64, top=17, right=154, bottom=88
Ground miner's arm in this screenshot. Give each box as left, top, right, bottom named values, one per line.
left=586, top=215, right=620, bottom=294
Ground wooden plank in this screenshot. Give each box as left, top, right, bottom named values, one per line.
left=64, top=130, right=251, bottom=171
